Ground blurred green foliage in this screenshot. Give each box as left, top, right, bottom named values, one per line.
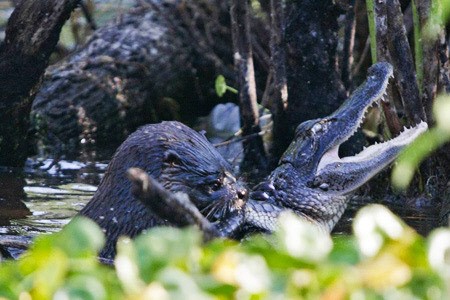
left=215, top=75, right=238, bottom=97
left=390, top=0, right=450, bottom=189
left=392, top=95, right=450, bottom=189
left=1, top=205, right=449, bottom=299
left=59, top=0, right=135, bottom=51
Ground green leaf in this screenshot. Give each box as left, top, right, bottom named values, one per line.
left=329, top=236, right=361, bottom=265
left=157, top=268, right=212, bottom=300
left=19, top=249, right=69, bottom=299
left=391, top=128, right=449, bottom=190
left=115, top=237, right=145, bottom=295
left=129, top=227, right=202, bottom=282
left=392, top=95, right=450, bottom=189
left=54, top=216, right=105, bottom=256
left=434, top=94, right=450, bottom=132
left=56, top=275, right=107, bottom=300
left=215, top=75, right=227, bottom=97
left=215, top=75, right=238, bottom=97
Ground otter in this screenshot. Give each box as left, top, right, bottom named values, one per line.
left=78, top=121, right=247, bottom=259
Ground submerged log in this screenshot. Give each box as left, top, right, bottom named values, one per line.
left=30, top=1, right=240, bottom=156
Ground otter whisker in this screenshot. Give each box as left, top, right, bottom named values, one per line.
left=201, top=196, right=232, bottom=221
left=201, top=202, right=218, bottom=219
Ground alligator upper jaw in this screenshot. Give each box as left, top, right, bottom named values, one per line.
left=315, top=62, right=394, bottom=173
left=317, top=62, right=394, bottom=166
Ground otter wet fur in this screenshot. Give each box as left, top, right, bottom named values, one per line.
left=77, top=121, right=247, bottom=259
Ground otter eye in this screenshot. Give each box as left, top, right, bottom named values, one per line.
left=211, top=179, right=222, bottom=191
left=164, top=150, right=181, bottom=166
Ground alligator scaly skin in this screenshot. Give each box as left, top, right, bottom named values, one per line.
left=222, top=62, right=427, bottom=236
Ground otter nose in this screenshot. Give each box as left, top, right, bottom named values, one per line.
left=237, top=188, right=247, bottom=200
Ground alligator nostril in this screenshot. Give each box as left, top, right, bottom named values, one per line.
left=319, top=183, right=329, bottom=191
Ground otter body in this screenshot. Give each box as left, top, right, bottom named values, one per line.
left=79, top=121, right=246, bottom=259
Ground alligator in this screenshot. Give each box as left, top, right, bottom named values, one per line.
left=130, top=62, right=428, bottom=238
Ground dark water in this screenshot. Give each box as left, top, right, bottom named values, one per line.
left=0, top=158, right=107, bottom=238
left=332, top=193, right=442, bottom=236
left=0, top=156, right=441, bottom=249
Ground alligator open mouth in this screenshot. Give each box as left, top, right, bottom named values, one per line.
left=312, top=62, right=428, bottom=193
left=318, top=122, right=427, bottom=171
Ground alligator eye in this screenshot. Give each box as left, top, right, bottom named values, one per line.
left=311, top=122, right=323, bottom=134
left=308, top=177, right=328, bottom=190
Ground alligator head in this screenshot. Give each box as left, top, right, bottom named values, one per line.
left=245, top=62, right=428, bottom=232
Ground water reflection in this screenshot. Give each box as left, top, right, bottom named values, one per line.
left=0, top=171, right=30, bottom=226
left=0, top=159, right=107, bottom=236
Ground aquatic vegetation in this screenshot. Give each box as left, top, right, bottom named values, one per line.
left=1, top=205, right=448, bottom=299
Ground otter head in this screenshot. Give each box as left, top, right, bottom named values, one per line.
left=160, top=137, right=247, bottom=222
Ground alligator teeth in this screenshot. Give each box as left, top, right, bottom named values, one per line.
left=316, top=62, right=395, bottom=173
left=341, top=121, right=427, bottom=162
left=317, top=121, right=428, bottom=172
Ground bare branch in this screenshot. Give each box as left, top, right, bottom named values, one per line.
left=341, top=0, right=356, bottom=91
left=266, top=0, right=289, bottom=162
left=230, top=0, right=268, bottom=173
left=417, top=0, right=441, bottom=122
left=374, top=0, right=402, bottom=136
left=127, top=168, right=220, bottom=241
left=386, top=0, right=426, bottom=124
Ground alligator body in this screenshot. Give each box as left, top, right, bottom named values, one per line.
left=230, top=62, right=427, bottom=235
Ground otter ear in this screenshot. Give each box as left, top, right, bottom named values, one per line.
left=163, top=150, right=182, bottom=166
